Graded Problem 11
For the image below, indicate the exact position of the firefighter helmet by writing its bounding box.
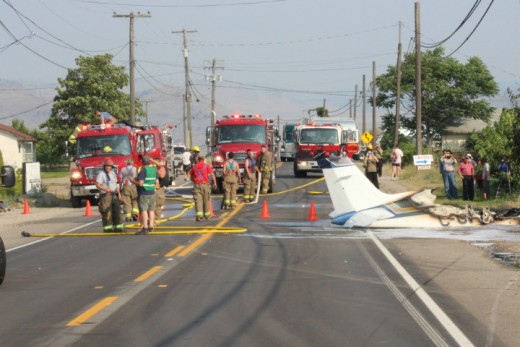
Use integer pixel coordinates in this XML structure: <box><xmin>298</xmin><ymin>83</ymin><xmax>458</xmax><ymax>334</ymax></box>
<box><xmin>367</xmin><ymin>144</ymin><xmax>373</xmax><ymax>150</ymax></box>
<box><xmin>103</xmin><ymin>158</ymin><xmax>114</xmax><ymax>167</ymax></box>
<box><xmin>192</xmin><ymin>145</ymin><xmax>200</xmax><ymax>152</ymax></box>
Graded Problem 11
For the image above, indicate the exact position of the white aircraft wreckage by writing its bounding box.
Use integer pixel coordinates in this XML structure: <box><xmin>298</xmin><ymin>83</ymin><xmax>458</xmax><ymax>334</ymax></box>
<box><xmin>318</xmin><ymin>157</ymin><xmax>520</xmax><ymax>229</ymax></box>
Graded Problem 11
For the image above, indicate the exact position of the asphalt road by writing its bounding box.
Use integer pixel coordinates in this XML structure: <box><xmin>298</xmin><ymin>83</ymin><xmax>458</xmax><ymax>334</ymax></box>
<box><xmin>0</xmin><ymin>163</ymin><xmax>500</xmax><ymax>346</ymax></box>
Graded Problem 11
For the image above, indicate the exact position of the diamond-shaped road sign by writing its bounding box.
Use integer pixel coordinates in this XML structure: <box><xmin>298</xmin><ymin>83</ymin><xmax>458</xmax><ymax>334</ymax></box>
<box><xmin>361</xmin><ymin>131</ymin><xmax>373</xmax><ymax>144</ymax></box>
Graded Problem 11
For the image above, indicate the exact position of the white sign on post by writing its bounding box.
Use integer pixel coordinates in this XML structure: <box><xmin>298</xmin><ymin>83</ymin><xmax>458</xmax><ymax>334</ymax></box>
<box><xmin>413</xmin><ymin>155</ymin><xmax>433</xmax><ymax>167</ymax></box>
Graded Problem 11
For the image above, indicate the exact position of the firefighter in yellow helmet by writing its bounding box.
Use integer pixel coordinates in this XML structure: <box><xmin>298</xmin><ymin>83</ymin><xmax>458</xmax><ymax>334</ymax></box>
<box><xmin>95</xmin><ymin>158</ymin><xmax>123</xmax><ymax>232</ymax></box>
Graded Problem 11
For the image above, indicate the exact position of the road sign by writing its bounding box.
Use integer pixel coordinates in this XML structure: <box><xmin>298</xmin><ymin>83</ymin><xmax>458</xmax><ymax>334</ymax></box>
<box><xmin>413</xmin><ymin>154</ymin><xmax>433</xmax><ymax>166</ymax></box>
<box><xmin>361</xmin><ymin>131</ymin><xmax>373</xmax><ymax>144</ymax></box>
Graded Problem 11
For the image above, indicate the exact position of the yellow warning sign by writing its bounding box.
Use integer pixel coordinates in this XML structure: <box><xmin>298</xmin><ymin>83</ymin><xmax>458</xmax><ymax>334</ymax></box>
<box><xmin>361</xmin><ymin>131</ymin><xmax>373</xmax><ymax>144</ymax></box>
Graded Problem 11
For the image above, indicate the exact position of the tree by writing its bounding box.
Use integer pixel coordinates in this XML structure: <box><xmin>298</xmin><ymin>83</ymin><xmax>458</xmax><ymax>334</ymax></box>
<box><xmin>315</xmin><ymin>107</ymin><xmax>328</xmax><ymax>118</ymax></box>
<box><xmin>376</xmin><ymin>47</ymin><xmax>498</xmax><ymax>149</ymax></box>
<box><xmin>41</xmin><ymin>54</ymin><xmax>144</xmax><ymax>158</ymax></box>
<box><xmin>470</xmin><ymin>109</ymin><xmax>515</xmax><ymax>173</ymax></box>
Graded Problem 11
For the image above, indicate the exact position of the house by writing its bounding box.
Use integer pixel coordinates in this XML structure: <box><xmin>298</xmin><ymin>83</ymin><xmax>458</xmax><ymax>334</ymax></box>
<box><xmin>441</xmin><ymin>108</ymin><xmax>502</xmax><ymax>152</ymax></box>
<box><xmin>0</xmin><ymin>123</ymin><xmax>37</xmax><ymax>169</ymax></box>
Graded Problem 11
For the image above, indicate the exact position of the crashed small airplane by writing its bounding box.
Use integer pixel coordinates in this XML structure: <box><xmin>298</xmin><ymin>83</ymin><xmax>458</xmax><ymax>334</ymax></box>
<box><xmin>319</xmin><ymin>157</ymin><xmax>520</xmax><ymax>228</ymax></box>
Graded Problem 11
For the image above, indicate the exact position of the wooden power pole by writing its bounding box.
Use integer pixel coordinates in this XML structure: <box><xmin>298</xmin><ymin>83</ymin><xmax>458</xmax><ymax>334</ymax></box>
<box><xmin>362</xmin><ymin>74</ymin><xmax>366</xmax><ymax>134</ymax></box>
<box><xmin>415</xmin><ymin>2</ymin><xmax>422</xmax><ymax>154</ymax></box>
<box><xmin>394</xmin><ymin>21</ymin><xmax>403</xmax><ymax>148</ymax></box>
<box><xmin>173</xmin><ymin>29</ymin><xmax>197</xmax><ymax>149</ymax></box>
<box><xmin>372</xmin><ymin>61</ymin><xmax>377</xmax><ymax>138</ymax></box>
<box><xmin>113</xmin><ymin>11</ymin><xmax>151</xmax><ymax>125</ymax></box>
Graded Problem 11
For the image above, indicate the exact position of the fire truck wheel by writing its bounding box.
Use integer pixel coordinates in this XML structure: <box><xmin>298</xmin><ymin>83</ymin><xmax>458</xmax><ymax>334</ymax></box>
<box><xmin>71</xmin><ymin>195</ymin><xmax>82</xmax><ymax>208</ymax></box>
<box><xmin>293</xmin><ymin>162</ymin><xmax>307</xmax><ymax>178</ymax></box>
<box><xmin>0</xmin><ymin>237</ymin><xmax>6</xmax><ymax>286</ymax></box>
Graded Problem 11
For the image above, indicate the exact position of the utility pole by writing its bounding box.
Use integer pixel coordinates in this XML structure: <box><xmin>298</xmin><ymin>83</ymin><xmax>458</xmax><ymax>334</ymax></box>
<box><xmin>349</xmin><ymin>99</ymin><xmax>352</xmax><ymax>119</ymax></box>
<box><xmin>362</xmin><ymin>74</ymin><xmax>366</xmax><ymax>134</ymax></box>
<box><xmin>353</xmin><ymin>84</ymin><xmax>358</xmax><ymax>123</ymax></box>
<box><xmin>173</xmin><ymin>29</ymin><xmax>197</xmax><ymax>149</ymax></box>
<box><xmin>143</xmin><ymin>100</ymin><xmax>149</xmax><ymax>125</ymax></box>
<box><xmin>204</xmin><ymin>59</ymin><xmax>223</xmax><ymax>130</ymax></box>
<box><xmin>415</xmin><ymin>2</ymin><xmax>422</xmax><ymax>154</ymax></box>
<box><xmin>113</xmin><ymin>11</ymin><xmax>151</xmax><ymax>125</ymax></box>
<box><xmin>323</xmin><ymin>98</ymin><xmax>326</xmax><ymax>115</ymax></box>
<box><xmin>394</xmin><ymin>21</ymin><xmax>403</xmax><ymax>148</ymax></box>
<box><xmin>182</xmin><ymin>93</ymin><xmax>186</xmax><ymax>145</ymax></box>
<box><xmin>372</xmin><ymin>61</ymin><xmax>377</xmax><ymax>139</ymax></box>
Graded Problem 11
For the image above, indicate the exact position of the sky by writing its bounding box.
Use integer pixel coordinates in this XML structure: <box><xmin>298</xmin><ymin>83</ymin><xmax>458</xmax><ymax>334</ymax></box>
<box><xmin>1</xmin><ymin>0</ymin><xmax>519</xmax><ymax>141</ymax></box>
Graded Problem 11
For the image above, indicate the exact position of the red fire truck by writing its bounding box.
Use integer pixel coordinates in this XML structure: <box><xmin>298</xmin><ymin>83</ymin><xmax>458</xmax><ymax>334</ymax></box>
<box><xmin>206</xmin><ymin>114</ymin><xmax>278</xmax><ymax>193</ymax></box>
<box><xmin>69</xmin><ymin>121</ymin><xmax>173</xmax><ymax>207</ymax></box>
<box><xmin>293</xmin><ymin>122</ymin><xmax>343</xmax><ymax>177</ymax></box>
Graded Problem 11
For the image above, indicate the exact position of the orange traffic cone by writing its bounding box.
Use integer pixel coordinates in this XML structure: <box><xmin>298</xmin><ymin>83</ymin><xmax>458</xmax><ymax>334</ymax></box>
<box><xmin>209</xmin><ymin>200</ymin><xmax>216</xmax><ymax>218</ymax></box>
<box><xmin>83</xmin><ymin>200</ymin><xmax>94</xmax><ymax>217</ymax></box>
<box><xmin>260</xmin><ymin>200</ymin><xmax>271</xmax><ymax>219</ymax></box>
<box><xmin>21</xmin><ymin>199</ymin><xmax>31</xmax><ymax>215</ymax></box>
<box><xmin>306</xmin><ymin>201</ymin><xmax>319</xmax><ymax>221</ymax></box>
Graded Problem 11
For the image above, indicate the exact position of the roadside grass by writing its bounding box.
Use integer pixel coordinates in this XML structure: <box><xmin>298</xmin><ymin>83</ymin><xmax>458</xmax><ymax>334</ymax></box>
<box><xmin>41</xmin><ymin>167</ymin><xmax>69</xmax><ymax>179</ymax></box>
<box><xmin>398</xmin><ymin>164</ymin><xmax>519</xmax><ymax>211</ymax></box>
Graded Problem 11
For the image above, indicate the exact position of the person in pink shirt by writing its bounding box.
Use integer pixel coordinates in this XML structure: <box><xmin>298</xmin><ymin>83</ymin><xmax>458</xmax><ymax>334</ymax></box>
<box><xmin>458</xmin><ymin>154</ymin><xmax>475</xmax><ymax>201</ymax></box>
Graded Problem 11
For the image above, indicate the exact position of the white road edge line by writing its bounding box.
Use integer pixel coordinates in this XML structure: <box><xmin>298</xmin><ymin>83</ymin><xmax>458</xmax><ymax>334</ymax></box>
<box><xmin>366</xmin><ymin>230</ymin><xmax>475</xmax><ymax>347</ymax></box>
<box><xmin>6</xmin><ymin>219</ymin><xmax>101</xmax><ymax>253</ymax></box>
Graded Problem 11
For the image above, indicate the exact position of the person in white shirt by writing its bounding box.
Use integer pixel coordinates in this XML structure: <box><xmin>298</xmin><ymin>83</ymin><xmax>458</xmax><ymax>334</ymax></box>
<box><xmin>182</xmin><ymin>149</ymin><xmax>192</xmax><ymax>181</ymax></box>
<box><xmin>390</xmin><ymin>144</ymin><xmax>404</xmax><ymax>179</ymax></box>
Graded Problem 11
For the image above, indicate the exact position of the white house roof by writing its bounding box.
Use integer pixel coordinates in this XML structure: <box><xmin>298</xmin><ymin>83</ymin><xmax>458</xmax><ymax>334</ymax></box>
<box><xmin>443</xmin><ymin>108</ymin><xmax>502</xmax><ymax>135</ymax></box>
<box><xmin>0</xmin><ymin>123</ymin><xmax>37</xmax><ymax>141</ymax></box>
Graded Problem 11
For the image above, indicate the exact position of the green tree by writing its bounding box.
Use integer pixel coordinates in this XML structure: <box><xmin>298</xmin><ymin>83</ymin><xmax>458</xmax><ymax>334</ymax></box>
<box><xmin>315</xmin><ymin>107</ymin><xmax>329</xmax><ymax>118</ymax></box>
<box><xmin>470</xmin><ymin>109</ymin><xmax>514</xmax><ymax>173</ymax></box>
<box><xmin>376</xmin><ymin>47</ymin><xmax>498</xmax><ymax>149</ymax></box>
<box><xmin>41</xmin><ymin>54</ymin><xmax>143</xmax><ymax>158</ymax></box>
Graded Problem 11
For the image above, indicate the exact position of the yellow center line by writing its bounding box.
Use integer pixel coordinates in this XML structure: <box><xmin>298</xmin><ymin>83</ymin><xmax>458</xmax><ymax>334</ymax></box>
<box><xmin>67</xmin><ymin>296</ymin><xmax>118</xmax><ymax>327</ymax></box>
<box><xmin>178</xmin><ymin>203</ymin><xmax>244</xmax><ymax>257</ymax></box>
<box><xmin>134</xmin><ymin>266</ymin><xmax>163</xmax><ymax>282</ymax></box>
<box><xmin>164</xmin><ymin>245</ymin><xmax>185</xmax><ymax>257</ymax></box>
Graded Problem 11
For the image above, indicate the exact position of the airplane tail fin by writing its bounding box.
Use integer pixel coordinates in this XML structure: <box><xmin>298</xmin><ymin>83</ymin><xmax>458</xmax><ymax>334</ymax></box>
<box><xmin>321</xmin><ymin>159</ymin><xmax>416</xmax><ymax>218</ymax></box>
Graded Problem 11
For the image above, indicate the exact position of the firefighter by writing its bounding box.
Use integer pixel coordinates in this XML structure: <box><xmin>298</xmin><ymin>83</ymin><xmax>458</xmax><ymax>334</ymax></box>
<box><xmin>190</xmin><ymin>154</ymin><xmax>217</xmax><ymax>221</ymax></box>
<box><xmin>223</xmin><ymin>152</ymin><xmax>241</xmax><ymax>209</ymax></box>
<box><xmin>191</xmin><ymin>146</ymin><xmax>201</xmax><ymax>165</ymax></box>
<box><xmin>119</xmin><ymin>158</ymin><xmax>139</xmax><ymax>222</ymax></box>
<box><xmin>243</xmin><ymin>149</ymin><xmax>258</xmax><ymax>202</ymax></box>
<box><xmin>154</xmin><ymin>160</ymin><xmax>169</xmax><ymax>221</ymax></box>
<box><xmin>95</xmin><ymin>158</ymin><xmax>123</xmax><ymax>232</ymax></box>
<box><xmin>257</xmin><ymin>144</ymin><xmax>273</xmax><ymax>194</ymax></box>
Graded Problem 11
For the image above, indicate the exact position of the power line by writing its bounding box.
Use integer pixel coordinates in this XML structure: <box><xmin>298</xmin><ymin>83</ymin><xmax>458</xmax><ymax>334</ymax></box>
<box><xmin>0</xmin><ymin>100</ymin><xmax>53</xmax><ymax>121</ymax></box>
<box><xmin>70</xmin><ymin>0</ymin><xmax>286</xmax><ymax>8</ymax></box>
<box><xmin>447</xmin><ymin>0</ymin><xmax>495</xmax><ymax>57</ymax></box>
<box><xmin>421</xmin><ymin>0</ymin><xmax>482</xmax><ymax>48</ymax></box>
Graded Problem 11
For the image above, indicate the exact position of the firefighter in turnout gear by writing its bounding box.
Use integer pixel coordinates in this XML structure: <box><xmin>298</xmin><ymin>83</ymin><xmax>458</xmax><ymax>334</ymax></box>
<box><xmin>95</xmin><ymin>158</ymin><xmax>123</xmax><ymax>232</ymax></box>
<box><xmin>190</xmin><ymin>154</ymin><xmax>217</xmax><ymax>221</ymax></box>
<box><xmin>154</xmin><ymin>160</ymin><xmax>169</xmax><ymax>220</ymax></box>
<box><xmin>119</xmin><ymin>158</ymin><xmax>139</xmax><ymax>222</ymax></box>
<box><xmin>257</xmin><ymin>144</ymin><xmax>273</xmax><ymax>194</ymax></box>
<box><xmin>243</xmin><ymin>149</ymin><xmax>258</xmax><ymax>202</ymax></box>
<box><xmin>223</xmin><ymin>152</ymin><xmax>241</xmax><ymax>209</ymax></box>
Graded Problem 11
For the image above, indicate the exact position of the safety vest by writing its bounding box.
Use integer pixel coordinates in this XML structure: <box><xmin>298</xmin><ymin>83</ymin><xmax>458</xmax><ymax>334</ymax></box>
<box><xmin>143</xmin><ymin>166</ymin><xmax>157</xmax><ymax>191</ymax></box>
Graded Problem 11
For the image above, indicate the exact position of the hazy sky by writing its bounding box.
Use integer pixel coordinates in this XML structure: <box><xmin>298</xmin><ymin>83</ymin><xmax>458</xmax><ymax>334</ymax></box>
<box><xmin>1</xmin><ymin>0</ymin><xmax>519</xmax><ymax>126</ymax></box>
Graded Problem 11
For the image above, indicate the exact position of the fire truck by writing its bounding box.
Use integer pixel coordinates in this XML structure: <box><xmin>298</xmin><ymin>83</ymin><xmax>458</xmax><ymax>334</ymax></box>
<box><xmin>308</xmin><ymin>118</ymin><xmax>360</xmax><ymax>159</ymax></box>
<box><xmin>293</xmin><ymin>122</ymin><xmax>343</xmax><ymax>177</ymax></box>
<box><xmin>206</xmin><ymin>114</ymin><xmax>279</xmax><ymax>193</ymax></box>
<box><xmin>69</xmin><ymin>121</ymin><xmax>173</xmax><ymax>208</ymax></box>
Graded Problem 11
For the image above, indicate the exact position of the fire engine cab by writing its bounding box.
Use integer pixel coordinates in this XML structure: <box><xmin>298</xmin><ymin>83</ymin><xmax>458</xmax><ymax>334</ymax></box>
<box><xmin>69</xmin><ymin>121</ymin><xmax>173</xmax><ymax>208</ymax></box>
<box><xmin>293</xmin><ymin>122</ymin><xmax>342</xmax><ymax>177</ymax></box>
<box><xmin>206</xmin><ymin>114</ymin><xmax>278</xmax><ymax>193</ymax></box>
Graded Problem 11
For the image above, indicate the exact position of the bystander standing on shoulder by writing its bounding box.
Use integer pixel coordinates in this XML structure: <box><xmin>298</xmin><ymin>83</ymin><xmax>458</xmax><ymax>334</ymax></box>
<box><xmin>458</xmin><ymin>154</ymin><xmax>475</xmax><ymax>201</ymax></box>
<box><xmin>440</xmin><ymin>150</ymin><xmax>458</xmax><ymax>199</ymax></box>
<box><xmin>481</xmin><ymin>157</ymin><xmax>490</xmax><ymax>200</ymax></box>
<box><xmin>390</xmin><ymin>144</ymin><xmax>404</xmax><ymax>179</ymax></box>
<box><xmin>154</xmin><ymin>159</ymin><xmax>169</xmax><ymax>221</ymax></box>
<box><xmin>364</xmin><ymin>150</ymin><xmax>379</xmax><ymax>189</ymax></box>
